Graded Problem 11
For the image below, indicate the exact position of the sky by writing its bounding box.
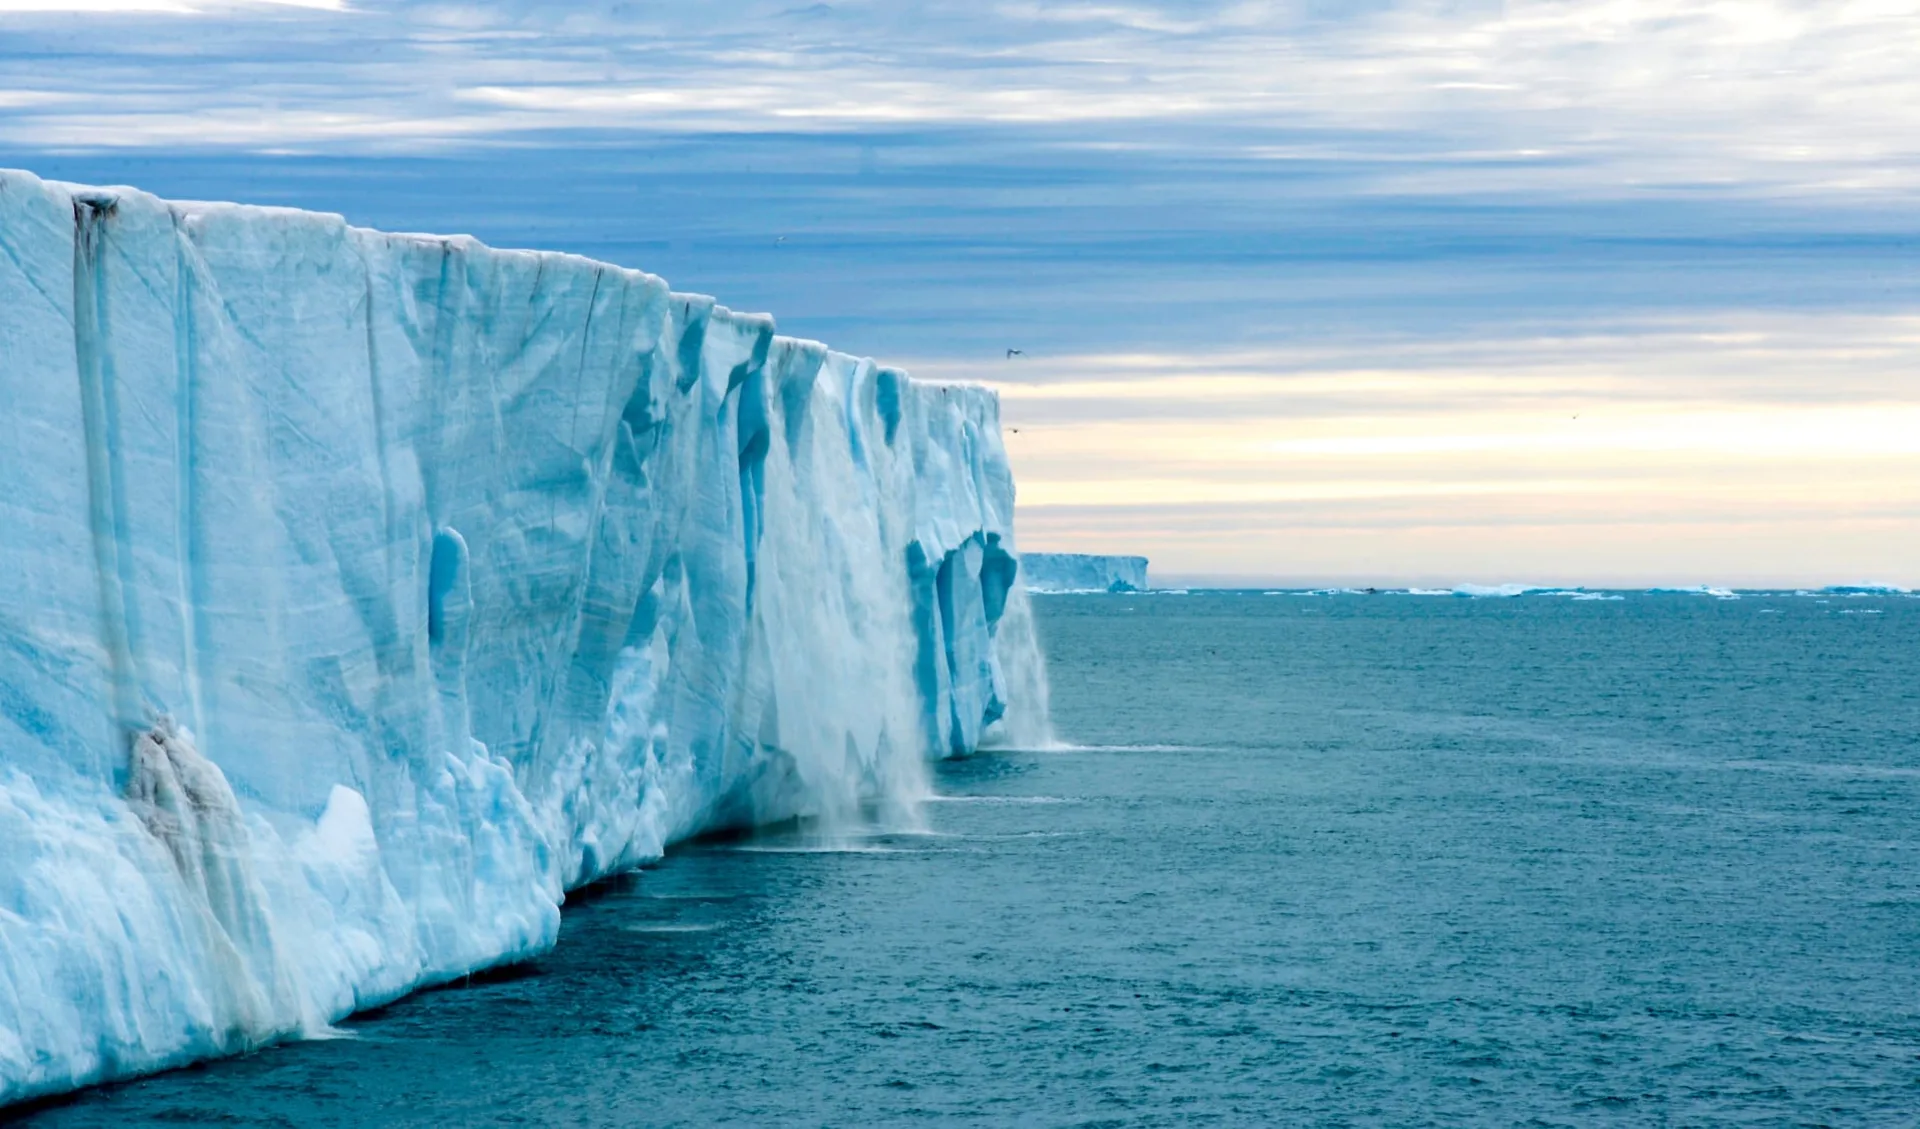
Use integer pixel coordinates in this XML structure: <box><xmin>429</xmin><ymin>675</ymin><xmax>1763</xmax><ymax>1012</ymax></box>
<box><xmin>2</xmin><ymin>0</ymin><xmax>1917</xmax><ymax>585</ymax></box>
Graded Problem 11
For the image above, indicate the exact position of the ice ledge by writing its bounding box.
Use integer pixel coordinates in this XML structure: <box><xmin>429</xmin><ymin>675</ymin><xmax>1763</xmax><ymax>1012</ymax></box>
<box><xmin>1021</xmin><ymin>553</ymin><xmax>1151</xmax><ymax>593</ymax></box>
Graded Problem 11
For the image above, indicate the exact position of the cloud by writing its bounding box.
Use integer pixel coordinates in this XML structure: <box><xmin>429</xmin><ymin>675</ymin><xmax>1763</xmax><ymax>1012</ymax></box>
<box><xmin>1</xmin><ymin>1</ymin><xmax>1918</xmax><ymax>198</ymax></box>
<box><xmin>952</xmin><ymin>313</ymin><xmax>1920</xmax><ymax>580</ymax></box>
<box><xmin>0</xmin><ymin>0</ymin><xmax>342</xmax><ymax>10</ymax></box>
<box><xmin>0</xmin><ymin>1</ymin><xmax>195</xmax><ymax>9</ymax></box>
<box><xmin>3</xmin><ymin>2</ymin><xmax>1911</xmax><ymax>583</ymax></box>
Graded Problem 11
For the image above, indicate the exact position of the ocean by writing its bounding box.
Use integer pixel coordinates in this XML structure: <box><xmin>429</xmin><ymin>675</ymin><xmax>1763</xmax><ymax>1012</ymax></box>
<box><xmin>22</xmin><ymin>590</ymin><xmax>1920</xmax><ymax>1126</ymax></box>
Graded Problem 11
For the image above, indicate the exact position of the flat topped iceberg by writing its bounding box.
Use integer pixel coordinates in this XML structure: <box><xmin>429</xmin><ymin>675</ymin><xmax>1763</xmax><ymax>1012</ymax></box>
<box><xmin>0</xmin><ymin>169</ymin><xmax>1050</xmax><ymax>1105</ymax></box>
<box><xmin>1021</xmin><ymin>553</ymin><xmax>1150</xmax><ymax>593</ymax></box>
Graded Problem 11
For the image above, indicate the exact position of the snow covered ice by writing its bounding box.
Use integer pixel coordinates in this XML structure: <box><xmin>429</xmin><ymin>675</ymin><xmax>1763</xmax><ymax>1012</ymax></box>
<box><xmin>0</xmin><ymin>170</ymin><xmax>1050</xmax><ymax>1105</ymax></box>
<box><xmin>1020</xmin><ymin>553</ymin><xmax>1150</xmax><ymax>593</ymax></box>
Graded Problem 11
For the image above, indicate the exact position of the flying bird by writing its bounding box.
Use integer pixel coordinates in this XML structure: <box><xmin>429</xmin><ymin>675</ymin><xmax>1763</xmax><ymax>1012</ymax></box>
<box><xmin>1006</xmin><ymin>348</ymin><xmax>1024</xmax><ymax>358</ymax></box>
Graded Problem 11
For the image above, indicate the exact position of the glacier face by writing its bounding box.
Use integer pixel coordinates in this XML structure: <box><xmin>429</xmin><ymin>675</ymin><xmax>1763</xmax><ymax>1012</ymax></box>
<box><xmin>1020</xmin><ymin>553</ymin><xmax>1150</xmax><ymax>593</ymax></box>
<box><xmin>0</xmin><ymin>169</ymin><xmax>1049</xmax><ymax>1105</ymax></box>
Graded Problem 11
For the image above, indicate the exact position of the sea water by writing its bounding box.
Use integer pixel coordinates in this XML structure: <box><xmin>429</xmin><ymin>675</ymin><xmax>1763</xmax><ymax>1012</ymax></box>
<box><xmin>20</xmin><ymin>590</ymin><xmax>1920</xmax><ymax>1126</ymax></box>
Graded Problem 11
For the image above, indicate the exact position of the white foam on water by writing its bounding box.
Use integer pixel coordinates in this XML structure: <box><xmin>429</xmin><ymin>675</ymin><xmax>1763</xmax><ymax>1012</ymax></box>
<box><xmin>925</xmin><ymin>795</ymin><xmax>1079</xmax><ymax>805</ymax></box>
<box><xmin>724</xmin><ymin>844</ymin><xmax>916</xmax><ymax>855</ymax></box>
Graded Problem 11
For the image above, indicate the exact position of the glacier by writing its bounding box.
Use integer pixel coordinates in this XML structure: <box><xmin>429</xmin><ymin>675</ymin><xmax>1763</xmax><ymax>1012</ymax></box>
<box><xmin>0</xmin><ymin>169</ymin><xmax>1049</xmax><ymax>1106</ymax></box>
<box><xmin>1020</xmin><ymin>553</ymin><xmax>1150</xmax><ymax>593</ymax></box>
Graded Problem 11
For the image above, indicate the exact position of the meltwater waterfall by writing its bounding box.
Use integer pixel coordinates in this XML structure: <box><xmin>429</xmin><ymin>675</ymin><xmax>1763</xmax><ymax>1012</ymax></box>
<box><xmin>0</xmin><ymin>169</ymin><xmax>1050</xmax><ymax>1105</ymax></box>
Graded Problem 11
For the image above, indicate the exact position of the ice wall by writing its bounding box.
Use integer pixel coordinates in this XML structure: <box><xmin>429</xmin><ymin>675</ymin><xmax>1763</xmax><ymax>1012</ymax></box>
<box><xmin>0</xmin><ymin>169</ymin><xmax>1048</xmax><ymax>1105</ymax></box>
<box><xmin>1020</xmin><ymin>553</ymin><xmax>1150</xmax><ymax>593</ymax></box>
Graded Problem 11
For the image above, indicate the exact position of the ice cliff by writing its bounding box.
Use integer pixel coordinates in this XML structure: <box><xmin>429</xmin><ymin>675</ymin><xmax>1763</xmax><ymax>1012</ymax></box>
<box><xmin>0</xmin><ymin>169</ymin><xmax>1049</xmax><ymax>1105</ymax></box>
<box><xmin>1020</xmin><ymin>553</ymin><xmax>1149</xmax><ymax>593</ymax></box>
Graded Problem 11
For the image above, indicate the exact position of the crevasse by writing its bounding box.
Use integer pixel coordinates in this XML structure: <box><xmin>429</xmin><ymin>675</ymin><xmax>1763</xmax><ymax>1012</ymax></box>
<box><xmin>0</xmin><ymin>169</ymin><xmax>1050</xmax><ymax>1105</ymax></box>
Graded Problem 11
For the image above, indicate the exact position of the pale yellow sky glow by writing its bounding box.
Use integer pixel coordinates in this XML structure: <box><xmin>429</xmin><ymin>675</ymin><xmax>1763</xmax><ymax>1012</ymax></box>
<box><xmin>917</xmin><ymin>317</ymin><xmax>1920</xmax><ymax>586</ymax></box>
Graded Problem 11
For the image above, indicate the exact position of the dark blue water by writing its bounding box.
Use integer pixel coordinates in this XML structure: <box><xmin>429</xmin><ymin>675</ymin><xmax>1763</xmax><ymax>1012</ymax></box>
<box><xmin>23</xmin><ymin>591</ymin><xmax>1920</xmax><ymax>1126</ymax></box>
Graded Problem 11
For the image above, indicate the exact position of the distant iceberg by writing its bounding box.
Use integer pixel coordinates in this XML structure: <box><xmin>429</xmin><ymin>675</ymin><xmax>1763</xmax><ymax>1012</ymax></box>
<box><xmin>0</xmin><ymin>170</ymin><xmax>1049</xmax><ymax>1105</ymax></box>
<box><xmin>1021</xmin><ymin>553</ymin><xmax>1150</xmax><ymax>593</ymax></box>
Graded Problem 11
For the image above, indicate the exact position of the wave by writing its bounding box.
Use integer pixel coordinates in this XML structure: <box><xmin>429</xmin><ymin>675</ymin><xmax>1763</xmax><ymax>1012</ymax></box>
<box><xmin>1166</xmin><ymin>585</ymin><xmax>1906</xmax><ymax>602</ymax></box>
<box><xmin>924</xmin><ymin>795</ymin><xmax>1079</xmax><ymax>805</ymax></box>
<box><xmin>723</xmin><ymin>844</ymin><xmax>915</xmax><ymax>855</ymax></box>
<box><xmin>1046</xmin><ymin>743</ymin><xmax>1226</xmax><ymax>754</ymax></box>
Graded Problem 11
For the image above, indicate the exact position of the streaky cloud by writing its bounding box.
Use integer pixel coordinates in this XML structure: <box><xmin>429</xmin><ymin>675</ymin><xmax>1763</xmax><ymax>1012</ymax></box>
<box><xmin>1</xmin><ymin>1</ymin><xmax>1919</xmax><ymax>198</ymax></box>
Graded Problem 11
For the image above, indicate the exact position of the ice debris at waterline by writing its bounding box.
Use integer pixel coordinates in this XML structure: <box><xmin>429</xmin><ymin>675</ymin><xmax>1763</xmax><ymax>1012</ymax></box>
<box><xmin>0</xmin><ymin>169</ymin><xmax>1052</xmax><ymax>1106</ymax></box>
<box><xmin>1020</xmin><ymin>553</ymin><xmax>1150</xmax><ymax>593</ymax></box>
